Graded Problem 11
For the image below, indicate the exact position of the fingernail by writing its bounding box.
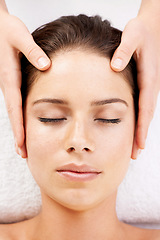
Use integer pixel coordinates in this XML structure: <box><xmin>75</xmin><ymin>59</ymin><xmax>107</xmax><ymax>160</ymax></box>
<box><xmin>37</xmin><ymin>57</ymin><xmax>50</xmax><ymax>68</ymax></box>
<box><xmin>18</xmin><ymin>147</ymin><xmax>23</xmax><ymax>157</ymax></box>
<box><xmin>138</xmin><ymin>149</ymin><xmax>142</xmax><ymax>155</ymax></box>
<box><xmin>140</xmin><ymin>139</ymin><xmax>145</xmax><ymax>150</ymax></box>
<box><xmin>112</xmin><ymin>58</ymin><xmax>123</xmax><ymax>69</ymax></box>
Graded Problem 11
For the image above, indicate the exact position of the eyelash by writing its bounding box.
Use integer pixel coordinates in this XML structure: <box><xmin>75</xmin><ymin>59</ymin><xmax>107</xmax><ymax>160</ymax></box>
<box><xmin>38</xmin><ymin>117</ymin><xmax>67</xmax><ymax>123</ymax></box>
<box><xmin>94</xmin><ymin>118</ymin><xmax>121</xmax><ymax>124</ymax></box>
<box><xmin>38</xmin><ymin>117</ymin><xmax>121</xmax><ymax>124</ymax></box>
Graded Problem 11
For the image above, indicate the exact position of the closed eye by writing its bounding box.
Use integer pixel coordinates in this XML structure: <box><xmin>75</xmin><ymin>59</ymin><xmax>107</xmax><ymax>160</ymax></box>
<box><xmin>38</xmin><ymin>117</ymin><xmax>121</xmax><ymax>124</ymax></box>
<box><xmin>38</xmin><ymin>117</ymin><xmax>67</xmax><ymax>123</ymax></box>
<box><xmin>94</xmin><ymin>118</ymin><xmax>121</xmax><ymax>124</ymax></box>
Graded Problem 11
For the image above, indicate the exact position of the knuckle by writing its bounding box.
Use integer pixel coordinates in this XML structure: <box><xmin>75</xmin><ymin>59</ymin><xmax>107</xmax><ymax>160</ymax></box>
<box><xmin>118</xmin><ymin>44</ymin><xmax>132</xmax><ymax>58</ymax></box>
<box><xmin>6</xmin><ymin>102</ymin><xmax>14</xmax><ymax>116</ymax></box>
<box><xmin>5</xmin><ymin>100</ymin><xmax>21</xmax><ymax>118</ymax></box>
<box><xmin>25</xmin><ymin>43</ymin><xmax>39</xmax><ymax>59</ymax></box>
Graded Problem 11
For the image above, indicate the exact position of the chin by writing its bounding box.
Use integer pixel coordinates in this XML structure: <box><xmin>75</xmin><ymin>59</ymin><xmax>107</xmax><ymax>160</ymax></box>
<box><xmin>50</xmin><ymin>189</ymin><xmax>107</xmax><ymax>212</ymax></box>
<box><xmin>58</xmin><ymin>200</ymin><xmax>101</xmax><ymax>212</ymax></box>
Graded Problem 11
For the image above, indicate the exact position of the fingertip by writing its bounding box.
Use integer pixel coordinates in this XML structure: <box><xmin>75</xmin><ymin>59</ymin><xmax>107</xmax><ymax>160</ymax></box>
<box><xmin>138</xmin><ymin>142</ymin><xmax>145</xmax><ymax>150</ymax></box>
<box><xmin>137</xmin><ymin>135</ymin><xmax>146</xmax><ymax>150</ymax></box>
<box><xmin>131</xmin><ymin>138</ymin><xmax>138</xmax><ymax>160</ymax></box>
<box><xmin>111</xmin><ymin>58</ymin><xmax>124</xmax><ymax>71</ymax></box>
<box><xmin>37</xmin><ymin>56</ymin><xmax>51</xmax><ymax>70</ymax></box>
<box><xmin>14</xmin><ymin>130</ymin><xmax>25</xmax><ymax>149</ymax></box>
<box><xmin>131</xmin><ymin>155</ymin><xmax>137</xmax><ymax>160</ymax></box>
<box><xmin>131</xmin><ymin>148</ymin><xmax>142</xmax><ymax>160</ymax></box>
<box><xmin>21</xmin><ymin>39</ymin><xmax>51</xmax><ymax>71</ymax></box>
<box><xmin>18</xmin><ymin>145</ymin><xmax>27</xmax><ymax>159</ymax></box>
<box><xmin>15</xmin><ymin>142</ymin><xmax>27</xmax><ymax>159</ymax></box>
<box><xmin>136</xmin><ymin>123</ymin><xmax>147</xmax><ymax>150</ymax></box>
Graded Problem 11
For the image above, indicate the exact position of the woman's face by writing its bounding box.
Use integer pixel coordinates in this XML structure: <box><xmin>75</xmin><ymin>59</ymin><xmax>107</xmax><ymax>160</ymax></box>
<box><xmin>24</xmin><ymin>50</ymin><xmax>135</xmax><ymax>211</ymax></box>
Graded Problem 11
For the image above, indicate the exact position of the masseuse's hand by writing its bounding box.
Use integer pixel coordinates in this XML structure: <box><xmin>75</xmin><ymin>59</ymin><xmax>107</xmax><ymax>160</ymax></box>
<box><xmin>0</xmin><ymin>9</ymin><xmax>51</xmax><ymax>158</ymax></box>
<box><xmin>111</xmin><ymin>8</ymin><xmax>160</xmax><ymax>159</ymax></box>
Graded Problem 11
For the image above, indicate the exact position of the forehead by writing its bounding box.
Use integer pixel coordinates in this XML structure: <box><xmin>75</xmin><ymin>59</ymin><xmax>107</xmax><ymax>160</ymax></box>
<box><xmin>28</xmin><ymin>50</ymin><xmax>133</xmax><ymax>104</ymax></box>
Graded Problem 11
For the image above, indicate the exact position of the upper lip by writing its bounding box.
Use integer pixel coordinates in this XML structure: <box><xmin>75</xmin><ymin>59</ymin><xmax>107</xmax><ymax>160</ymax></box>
<box><xmin>56</xmin><ymin>163</ymin><xmax>102</xmax><ymax>173</ymax></box>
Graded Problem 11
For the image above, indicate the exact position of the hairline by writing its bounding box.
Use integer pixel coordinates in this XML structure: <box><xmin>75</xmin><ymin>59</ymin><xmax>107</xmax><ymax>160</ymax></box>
<box><xmin>27</xmin><ymin>46</ymin><xmax>134</xmax><ymax>97</ymax></box>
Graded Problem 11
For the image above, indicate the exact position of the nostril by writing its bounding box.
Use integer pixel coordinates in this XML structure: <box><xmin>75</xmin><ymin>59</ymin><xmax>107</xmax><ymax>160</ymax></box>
<box><xmin>83</xmin><ymin>147</ymin><xmax>90</xmax><ymax>152</ymax></box>
<box><xmin>67</xmin><ymin>147</ymin><xmax>75</xmax><ymax>153</ymax></box>
<box><xmin>67</xmin><ymin>147</ymin><xmax>90</xmax><ymax>153</ymax></box>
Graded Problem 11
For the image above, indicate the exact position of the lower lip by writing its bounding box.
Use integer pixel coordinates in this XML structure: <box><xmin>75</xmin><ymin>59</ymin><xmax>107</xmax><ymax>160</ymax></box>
<box><xmin>57</xmin><ymin>171</ymin><xmax>100</xmax><ymax>182</ymax></box>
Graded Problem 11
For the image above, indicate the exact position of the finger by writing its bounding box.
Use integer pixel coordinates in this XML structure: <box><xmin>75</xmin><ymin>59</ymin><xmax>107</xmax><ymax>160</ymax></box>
<box><xmin>11</xmin><ymin>26</ymin><xmax>51</xmax><ymax>71</ymax></box>
<box><xmin>20</xmin><ymin>143</ymin><xmax>27</xmax><ymax>159</ymax></box>
<box><xmin>2</xmin><ymin>65</ymin><xmax>27</xmax><ymax>158</ymax></box>
<box><xmin>136</xmin><ymin>87</ymin><xmax>157</xmax><ymax>149</ymax></box>
<box><xmin>4</xmin><ymin>85</ymin><xmax>24</xmax><ymax>148</ymax></box>
<box><xmin>22</xmin><ymin>39</ymin><xmax>51</xmax><ymax>70</ymax></box>
<box><xmin>131</xmin><ymin>137</ymin><xmax>139</xmax><ymax>160</ymax></box>
<box><xmin>135</xmin><ymin>28</ymin><xmax>159</xmax><ymax>149</ymax></box>
<box><xmin>131</xmin><ymin>124</ymin><xmax>139</xmax><ymax>160</ymax></box>
<box><xmin>111</xmin><ymin>20</ymin><xmax>139</xmax><ymax>71</ymax></box>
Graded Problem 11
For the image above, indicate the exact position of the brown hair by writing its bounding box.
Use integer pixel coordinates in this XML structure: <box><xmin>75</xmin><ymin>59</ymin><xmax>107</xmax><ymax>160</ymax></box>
<box><xmin>21</xmin><ymin>14</ymin><xmax>138</xmax><ymax>117</ymax></box>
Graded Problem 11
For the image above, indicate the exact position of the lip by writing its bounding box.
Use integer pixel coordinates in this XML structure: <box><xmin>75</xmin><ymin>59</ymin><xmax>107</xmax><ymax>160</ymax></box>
<box><xmin>56</xmin><ymin>163</ymin><xmax>102</xmax><ymax>182</ymax></box>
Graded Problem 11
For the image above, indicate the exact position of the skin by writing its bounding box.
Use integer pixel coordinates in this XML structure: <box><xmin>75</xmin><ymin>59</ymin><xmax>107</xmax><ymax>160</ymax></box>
<box><xmin>111</xmin><ymin>0</ymin><xmax>160</xmax><ymax>152</ymax></box>
<box><xmin>0</xmin><ymin>0</ymin><xmax>51</xmax><ymax>157</ymax></box>
<box><xmin>25</xmin><ymin>50</ymin><xmax>135</xmax><ymax>212</ymax></box>
<box><xmin>0</xmin><ymin>0</ymin><xmax>160</xmax><ymax>159</ymax></box>
<box><xmin>1</xmin><ymin>50</ymin><xmax>160</xmax><ymax>240</ymax></box>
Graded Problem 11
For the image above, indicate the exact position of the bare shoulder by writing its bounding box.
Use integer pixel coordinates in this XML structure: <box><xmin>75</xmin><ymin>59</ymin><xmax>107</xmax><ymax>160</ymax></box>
<box><xmin>122</xmin><ymin>222</ymin><xmax>160</xmax><ymax>240</ymax></box>
<box><xmin>0</xmin><ymin>223</ymin><xmax>13</xmax><ymax>239</ymax></box>
<box><xmin>0</xmin><ymin>221</ymin><xmax>27</xmax><ymax>240</ymax></box>
<box><xmin>134</xmin><ymin>226</ymin><xmax>160</xmax><ymax>240</ymax></box>
<box><xmin>0</xmin><ymin>217</ymin><xmax>36</xmax><ymax>240</ymax></box>
<box><xmin>151</xmin><ymin>229</ymin><xmax>160</xmax><ymax>240</ymax></box>
<box><xmin>142</xmin><ymin>229</ymin><xmax>160</xmax><ymax>240</ymax></box>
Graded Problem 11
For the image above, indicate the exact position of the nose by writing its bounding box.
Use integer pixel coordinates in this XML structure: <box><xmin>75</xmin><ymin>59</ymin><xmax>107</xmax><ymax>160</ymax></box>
<box><xmin>64</xmin><ymin>120</ymin><xmax>95</xmax><ymax>154</ymax></box>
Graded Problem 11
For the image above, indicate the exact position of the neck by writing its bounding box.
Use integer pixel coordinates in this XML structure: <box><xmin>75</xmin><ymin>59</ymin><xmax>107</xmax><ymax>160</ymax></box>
<box><xmin>27</xmin><ymin>191</ymin><xmax>125</xmax><ymax>240</ymax></box>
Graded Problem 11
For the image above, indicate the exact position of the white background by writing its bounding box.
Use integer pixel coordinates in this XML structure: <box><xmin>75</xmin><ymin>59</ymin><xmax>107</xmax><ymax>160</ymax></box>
<box><xmin>6</xmin><ymin>0</ymin><xmax>141</xmax><ymax>31</ymax></box>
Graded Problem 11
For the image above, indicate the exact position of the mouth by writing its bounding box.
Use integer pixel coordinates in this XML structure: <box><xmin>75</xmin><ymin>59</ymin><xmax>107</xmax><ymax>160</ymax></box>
<box><xmin>56</xmin><ymin>163</ymin><xmax>102</xmax><ymax>182</ymax></box>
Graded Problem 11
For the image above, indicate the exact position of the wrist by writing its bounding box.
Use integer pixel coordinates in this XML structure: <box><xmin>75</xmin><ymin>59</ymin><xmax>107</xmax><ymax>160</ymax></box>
<box><xmin>138</xmin><ymin>0</ymin><xmax>160</xmax><ymax>28</ymax></box>
<box><xmin>137</xmin><ymin>2</ymin><xmax>160</xmax><ymax>43</ymax></box>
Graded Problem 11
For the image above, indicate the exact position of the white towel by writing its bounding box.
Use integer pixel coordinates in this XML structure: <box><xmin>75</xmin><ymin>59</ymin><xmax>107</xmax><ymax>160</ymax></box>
<box><xmin>0</xmin><ymin>90</ymin><xmax>160</xmax><ymax>224</ymax></box>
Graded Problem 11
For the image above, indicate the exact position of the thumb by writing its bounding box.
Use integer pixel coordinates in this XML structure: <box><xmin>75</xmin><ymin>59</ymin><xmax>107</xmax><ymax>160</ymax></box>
<box><xmin>10</xmin><ymin>17</ymin><xmax>51</xmax><ymax>70</ymax></box>
<box><xmin>111</xmin><ymin>19</ymin><xmax>140</xmax><ymax>72</ymax></box>
<box><xmin>18</xmin><ymin>34</ymin><xmax>51</xmax><ymax>70</ymax></box>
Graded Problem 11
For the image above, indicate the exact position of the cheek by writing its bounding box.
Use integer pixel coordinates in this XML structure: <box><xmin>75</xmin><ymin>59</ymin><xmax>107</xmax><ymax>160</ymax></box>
<box><xmin>25</xmin><ymin>119</ymin><xmax>63</xmax><ymax>181</ymax></box>
<box><xmin>97</xmin><ymin>119</ymin><xmax>134</xmax><ymax>155</ymax></box>
<box><xmin>96</xmin><ymin>116</ymin><xmax>135</xmax><ymax>185</ymax></box>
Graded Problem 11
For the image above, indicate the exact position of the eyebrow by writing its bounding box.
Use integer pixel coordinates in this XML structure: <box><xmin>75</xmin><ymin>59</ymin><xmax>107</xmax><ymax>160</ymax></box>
<box><xmin>91</xmin><ymin>98</ymin><xmax>128</xmax><ymax>107</ymax></box>
<box><xmin>33</xmin><ymin>98</ymin><xmax>68</xmax><ymax>105</ymax></box>
<box><xmin>33</xmin><ymin>97</ymin><xmax>128</xmax><ymax>107</ymax></box>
